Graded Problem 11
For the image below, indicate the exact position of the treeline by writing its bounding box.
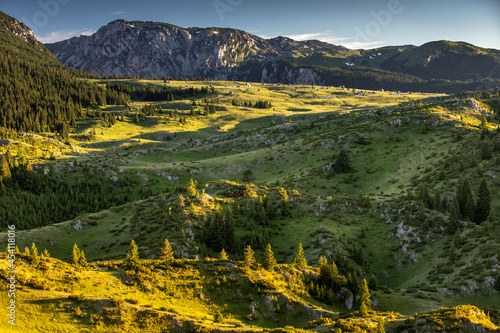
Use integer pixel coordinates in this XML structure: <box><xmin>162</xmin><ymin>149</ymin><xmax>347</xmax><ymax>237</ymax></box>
<box><xmin>231</xmin><ymin>99</ymin><xmax>273</xmax><ymax>109</ymax></box>
<box><xmin>106</xmin><ymin>83</ymin><xmax>216</xmax><ymax>102</ymax></box>
<box><xmin>0</xmin><ymin>154</ymin><xmax>140</xmax><ymax>230</ymax></box>
<box><xmin>0</xmin><ymin>52</ymin><xmax>130</xmax><ymax>133</ymax></box>
<box><xmin>239</xmin><ymin>59</ymin><xmax>500</xmax><ymax>94</ymax></box>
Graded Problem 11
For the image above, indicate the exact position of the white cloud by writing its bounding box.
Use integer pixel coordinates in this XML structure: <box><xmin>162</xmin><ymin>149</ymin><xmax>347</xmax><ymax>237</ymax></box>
<box><xmin>284</xmin><ymin>30</ymin><xmax>385</xmax><ymax>49</ymax></box>
<box><xmin>111</xmin><ymin>11</ymin><xmax>127</xmax><ymax>16</ymax></box>
<box><xmin>37</xmin><ymin>29</ymin><xmax>97</xmax><ymax>44</ymax></box>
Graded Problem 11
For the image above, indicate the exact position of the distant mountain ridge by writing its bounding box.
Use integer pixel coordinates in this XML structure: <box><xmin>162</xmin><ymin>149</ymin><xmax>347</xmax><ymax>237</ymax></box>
<box><xmin>45</xmin><ymin>18</ymin><xmax>500</xmax><ymax>89</ymax></box>
<box><xmin>45</xmin><ymin>19</ymin><xmax>345</xmax><ymax>80</ymax></box>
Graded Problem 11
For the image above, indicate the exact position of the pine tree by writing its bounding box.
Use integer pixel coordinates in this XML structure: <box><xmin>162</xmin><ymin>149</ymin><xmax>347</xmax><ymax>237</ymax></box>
<box><xmin>359</xmin><ymin>278</ymin><xmax>372</xmax><ymax>315</ymax></box>
<box><xmin>71</xmin><ymin>243</ymin><xmax>80</xmax><ymax>266</ymax></box>
<box><xmin>262</xmin><ymin>244</ymin><xmax>277</xmax><ymax>271</ymax></box>
<box><xmin>220</xmin><ymin>249</ymin><xmax>228</xmax><ymax>260</ymax></box>
<box><xmin>79</xmin><ymin>250</ymin><xmax>88</xmax><ymax>267</ymax></box>
<box><xmin>292</xmin><ymin>243</ymin><xmax>307</xmax><ymax>269</ymax></box>
<box><xmin>126</xmin><ymin>240</ymin><xmax>140</xmax><ymax>268</ymax></box>
<box><xmin>474</xmin><ymin>178</ymin><xmax>491</xmax><ymax>224</ymax></box>
<box><xmin>244</xmin><ymin>245</ymin><xmax>255</xmax><ymax>268</ymax></box>
<box><xmin>160</xmin><ymin>239</ymin><xmax>174</xmax><ymax>261</ymax></box>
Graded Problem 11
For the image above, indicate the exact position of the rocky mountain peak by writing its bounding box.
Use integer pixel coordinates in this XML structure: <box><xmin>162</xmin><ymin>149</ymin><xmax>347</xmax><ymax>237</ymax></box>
<box><xmin>0</xmin><ymin>11</ymin><xmax>50</xmax><ymax>54</ymax></box>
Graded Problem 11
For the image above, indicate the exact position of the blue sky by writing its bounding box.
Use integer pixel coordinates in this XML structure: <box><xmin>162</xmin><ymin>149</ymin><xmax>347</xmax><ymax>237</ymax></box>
<box><xmin>1</xmin><ymin>0</ymin><xmax>499</xmax><ymax>49</ymax></box>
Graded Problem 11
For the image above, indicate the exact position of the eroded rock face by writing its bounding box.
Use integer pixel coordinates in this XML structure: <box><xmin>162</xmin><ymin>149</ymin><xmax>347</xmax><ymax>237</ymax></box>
<box><xmin>45</xmin><ymin>19</ymin><xmax>342</xmax><ymax>80</ymax></box>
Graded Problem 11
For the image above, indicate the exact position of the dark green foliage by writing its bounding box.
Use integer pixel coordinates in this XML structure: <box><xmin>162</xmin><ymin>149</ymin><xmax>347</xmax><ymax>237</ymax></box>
<box><xmin>107</xmin><ymin>83</ymin><xmax>214</xmax><ymax>102</ymax></box>
<box><xmin>446</xmin><ymin>198</ymin><xmax>461</xmax><ymax>234</ymax></box>
<box><xmin>368</xmin><ymin>274</ymin><xmax>378</xmax><ymax>290</ymax></box>
<box><xmin>333</xmin><ymin>148</ymin><xmax>351</xmax><ymax>173</ymax></box>
<box><xmin>474</xmin><ymin>179</ymin><xmax>491</xmax><ymax>224</ymax></box>
<box><xmin>0</xmin><ymin>164</ymin><xmax>136</xmax><ymax>230</ymax></box>
<box><xmin>262</xmin><ymin>243</ymin><xmax>277</xmax><ymax>271</ymax></box>
<box><xmin>449</xmin><ymin>240</ymin><xmax>457</xmax><ymax>264</ymax></box>
<box><xmin>457</xmin><ymin>177</ymin><xmax>475</xmax><ymax>221</ymax></box>
<box><xmin>0</xmin><ymin>52</ymin><xmax>129</xmax><ymax>134</ymax></box>
<box><xmin>480</xmin><ymin>141</ymin><xmax>493</xmax><ymax>160</ymax></box>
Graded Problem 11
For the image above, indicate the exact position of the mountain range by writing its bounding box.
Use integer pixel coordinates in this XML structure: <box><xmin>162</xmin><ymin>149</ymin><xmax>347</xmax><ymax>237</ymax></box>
<box><xmin>44</xmin><ymin>18</ymin><xmax>500</xmax><ymax>92</ymax></box>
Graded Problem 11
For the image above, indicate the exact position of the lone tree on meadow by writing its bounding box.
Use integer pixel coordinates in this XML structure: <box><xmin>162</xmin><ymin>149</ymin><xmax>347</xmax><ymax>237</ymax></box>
<box><xmin>160</xmin><ymin>239</ymin><xmax>174</xmax><ymax>261</ymax></box>
<box><xmin>126</xmin><ymin>240</ymin><xmax>140</xmax><ymax>268</ymax></box>
<box><xmin>359</xmin><ymin>278</ymin><xmax>372</xmax><ymax>316</ymax></box>
<box><xmin>262</xmin><ymin>244</ymin><xmax>277</xmax><ymax>271</ymax></box>
<box><xmin>244</xmin><ymin>245</ymin><xmax>256</xmax><ymax>268</ymax></box>
<box><xmin>292</xmin><ymin>243</ymin><xmax>307</xmax><ymax>269</ymax></box>
<box><xmin>333</xmin><ymin>148</ymin><xmax>351</xmax><ymax>173</ymax></box>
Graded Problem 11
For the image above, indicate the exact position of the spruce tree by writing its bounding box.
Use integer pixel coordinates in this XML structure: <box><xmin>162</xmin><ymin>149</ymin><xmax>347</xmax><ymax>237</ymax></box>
<box><xmin>71</xmin><ymin>243</ymin><xmax>80</xmax><ymax>266</ymax></box>
<box><xmin>368</xmin><ymin>274</ymin><xmax>378</xmax><ymax>290</ymax></box>
<box><xmin>457</xmin><ymin>177</ymin><xmax>474</xmax><ymax>220</ymax></box>
<box><xmin>333</xmin><ymin>148</ymin><xmax>351</xmax><ymax>173</ymax></box>
<box><xmin>359</xmin><ymin>278</ymin><xmax>372</xmax><ymax>315</ymax></box>
<box><xmin>244</xmin><ymin>245</ymin><xmax>256</xmax><ymax>268</ymax></box>
<box><xmin>292</xmin><ymin>243</ymin><xmax>307</xmax><ymax>269</ymax></box>
<box><xmin>319</xmin><ymin>256</ymin><xmax>332</xmax><ymax>284</ymax></box>
<box><xmin>474</xmin><ymin>178</ymin><xmax>491</xmax><ymax>224</ymax></box>
<box><xmin>262</xmin><ymin>244</ymin><xmax>277</xmax><ymax>271</ymax></box>
<box><xmin>126</xmin><ymin>240</ymin><xmax>140</xmax><ymax>268</ymax></box>
<box><xmin>160</xmin><ymin>239</ymin><xmax>174</xmax><ymax>261</ymax></box>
